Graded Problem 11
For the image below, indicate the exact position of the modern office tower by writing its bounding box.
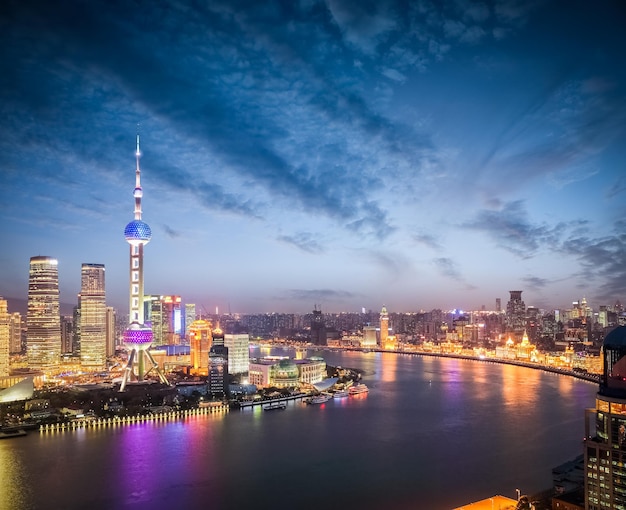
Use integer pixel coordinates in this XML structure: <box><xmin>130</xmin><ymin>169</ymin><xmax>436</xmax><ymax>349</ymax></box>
<box><xmin>224</xmin><ymin>333</ymin><xmax>249</xmax><ymax>375</ymax></box>
<box><xmin>189</xmin><ymin>319</ymin><xmax>212</xmax><ymax>375</ymax></box>
<box><xmin>9</xmin><ymin>312</ymin><xmax>22</xmax><ymax>354</ymax></box>
<box><xmin>184</xmin><ymin>303</ymin><xmax>196</xmax><ymax>340</ymax></box>
<box><xmin>72</xmin><ymin>305</ymin><xmax>81</xmax><ymax>356</ymax></box>
<box><xmin>380</xmin><ymin>305</ymin><xmax>389</xmax><ymax>346</ymax></box>
<box><xmin>60</xmin><ymin>316</ymin><xmax>74</xmax><ymax>354</ymax></box>
<box><xmin>310</xmin><ymin>305</ymin><xmax>327</xmax><ymax>346</ymax></box>
<box><xmin>599</xmin><ymin>306</ymin><xmax>608</xmax><ymax>328</ymax></box>
<box><xmin>496</xmin><ymin>298</ymin><xmax>502</xmax><ymax>312</ymax></box>
<box><xmin>584</xmin><ymin>326</ymin><xmax>626</xmax><ymax>509</ymax></box>
<box><xmin>79</xmin><ymin>263</ymin><xmax>107</xmax><ymax>370</ymax></box>
<box><xmin>0</xmin><ymin>298</ymin><xmax>9</xmax><ymax>377</ymax></box>
<box><xmin>208</xmin><ymin>344</ymin><xmax>229</xmax><ymax>397</ymax></box>
<box><xmin>505</xmin><ymin>290</ymin><xmax>526</xmax><ymax>340</ymax></box>
<box><xmin>120</xmin><ymin>135</ymin><xmax>168</xmax><ymax>391</ymax></box>
<box><xmin>105</xmin><ymin>307</ymin><xmax>116</xmax><ymax>357</ymax></box>
<box><xmin>149</xmin><ymin>295</ymin><xmax>182</xmax><ymax>346</ymax></box>
<box><xmin>27</xmin><ymin>256</ymin><xmax>61</xmax><ymax>371</ymax></box>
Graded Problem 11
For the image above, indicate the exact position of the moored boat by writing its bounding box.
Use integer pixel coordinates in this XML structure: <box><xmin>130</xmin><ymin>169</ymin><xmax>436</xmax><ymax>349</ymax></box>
<box><xmin>263</xmin><ymin>402</ymin><xmax>287</xmax><ymax>411</ymax></box>
<box><xmin>0</xmin><ymin>428</ymin><xmax>28</xmax><ymax>439</ymax></box>
<box><xmin>332</xmin><ymin>390</ymin><xmax>349</xmax><ymax>399</ymax></box>
<box><xmin>307</xmin><ymin>394</ymin><xmax>332</xmax><ymax>405</ymax></box>
<box><xmin>348</xmin><ymin>384</ymin><xmax>369</xmax><ymax>395</ymax></box>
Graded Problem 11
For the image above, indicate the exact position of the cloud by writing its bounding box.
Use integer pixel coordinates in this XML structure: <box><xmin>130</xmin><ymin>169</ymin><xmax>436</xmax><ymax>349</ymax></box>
<box><xmin>284</xmin><ymin>288</ymin><xmax>358</xmax><ymax>303</ymax></box>
<box><xmin>162</xmin><ymin>224</ymin><xmax>181</xmax><ymax>239</ymax></box>
<box><xmin>521</xmin><ymin>275</ymin><xmax>549</xmax><ymax>290</ymax></box>
<box><xmin>464</xmin><ymin>200</ymin><xmax>561</xmax><ymax>257</ymax></box>
<box><xmin>432</xmin><ymin>257</ymin><xmax>476</xmax><ymax>289</ymax></box>
<box><xmin>277</xmin><ymin>232</ymin><xmax>324</xmax><ymax>254</ymax></box>
<box><xmin>560</xmin><ymin>220</ymin><xmax>626</xmax><ymax>302</ymax></box>
<box><xmin>413</xmin><ymin>232</ymin><xmax>442</xmax><ymax>251</ymax></box>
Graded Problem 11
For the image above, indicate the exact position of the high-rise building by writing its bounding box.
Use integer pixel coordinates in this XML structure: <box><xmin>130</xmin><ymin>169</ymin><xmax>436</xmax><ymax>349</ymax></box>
<box><xmin>120</xmin><ymin>135</ymin><xmax>168</xmax><ymax>391</ymax></box>
<box><xmin>9</xmin><ymin>312</ymin><xmax>22</xmax><ymax>354</ymax></box>
<box><xmin>208</xmin><ymin>344</ymin><xmax>229</xmax><ymax>397</ymax></box>
<box><xmin>505</xmin><ymin>290</ymin><xmax>526</xmax><ymax>340</ymax></box>
<box><xmin>310</xmin><ymin>305</ymin><xmax>326</xmax><ymax>345</ymax></box>
<box><xmin>60</xmin><ymin>316</ymin><xmax>74</xmax><ymax>354</ymax></box>
<box><xmin>189</xmin><ymin>319</ymin><xmax>212</xmax><ymax>375</ymax></box>
<box><xmin>585</xmin><ymin>326</ymin><xmax>626</xmax><ymax>509</ymax></box>
<box><xmin>0</xmin><ymin>298</ymin><xmax>10</xmax><ymax>377</ymax></box>
<box><xmin>27</xmin><ymin>256</ymin><xmax>61</xmax><ymax>371</ymax></box>
<box><xmin>380</xmin><ymin>305</ymin><xmax>389</xmax><ymax>346</ymax></box>
<box><xmin>79</xmin><ymin>263</ymin><xmax>107</xmax><ymax>370</ymax></box>
<box><xmin>149</xmin><ymin>295</ymin><xmax>182</xmax><ymax>346</ymax></box>
<box><xmin>184</xmin><ymin>303</ymin><xmax>196</xmax><ymax>340</ymax></box>
<box><xmin>72</xmin><ymin>305</ymin><xmax>81</xmax><ymax>356</ymax></box>
<box><xmin>496</xmin><ymin>298</ymin><xmax>501</xmax><ymax>312</ymax></box>
<box><xmin>224</xmin><ymin>333</ymin><xmax>249</xmax><ymax>375</ymax></box>
<box><xmin>105</xmin><ymin>307</ymin><xmax>116</xmax><ymax>357</ymax></box>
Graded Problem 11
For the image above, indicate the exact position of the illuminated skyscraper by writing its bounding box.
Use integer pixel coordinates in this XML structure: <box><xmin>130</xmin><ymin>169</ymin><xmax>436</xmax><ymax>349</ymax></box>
<box><xmin>0</xmin><ymin>298</ymin><xmax>9</xmax><ymax>377</ymax></box>
<box><xmin>149</xmin><ymin>295</ymin><xmax>182</xmax><ymax>346</ymax></box>
<box><xmin>224</xmin><ymin>333</ymin><xmax>249</xmax><ymax>375</ymax></box>
<box><xmin>80</xmin><ymin>263</ymin><xmax>107</xmax><ymax>370</ymax></box>
<box><xmin>120</xmin><ymin>135</ymin><xmax>168</xmax><ymax>391</ymax></box>
<box><xmin>380</xmin><ymin>305</ymin><xmax>389</xmax><ymax>346</ymax></box>
<box><xmin>105</xmin><ymin>307</ymin><xmax>116</xmax><ymax>357</ymax></box>
<box><xmin>9</xmin><ymin>312</ymin><xmax>22</xmax><ymax>354</ymax></box>
<box><xmin>585</xmin><ymin>326</ymin><xmax>626</xmax><ymax>509</ymax></box>
<box><xmin>27</xmin><ymin>256</ymin><xmax>61</xmax><ymax>371</ymax></box>
<box><xmin>184</xmin><ymin>303</ymin><xmax>196</xmax><ymax>340</ymax></box>
<box><xmin>189</xmin><ymin>319</ymin><xmax>212</xmax><ymax>375</ymax></box>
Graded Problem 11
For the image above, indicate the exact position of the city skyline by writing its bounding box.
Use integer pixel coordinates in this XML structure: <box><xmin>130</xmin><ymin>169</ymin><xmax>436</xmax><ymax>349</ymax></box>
<box><xmin>1</xmin><ymin>1</ymin><xmax>625</xmax><ymax>314</ymax></box>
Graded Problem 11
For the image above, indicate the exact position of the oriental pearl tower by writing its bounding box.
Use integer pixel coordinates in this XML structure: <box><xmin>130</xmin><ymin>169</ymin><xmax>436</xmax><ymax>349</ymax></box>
<box><xmin>119</xmin><ymin>133</ymin><xmax>169</xmax><ymax>392</ymax></box>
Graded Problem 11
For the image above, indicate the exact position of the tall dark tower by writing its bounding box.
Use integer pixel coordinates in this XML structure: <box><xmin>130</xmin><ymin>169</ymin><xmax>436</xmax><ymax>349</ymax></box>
<box><xmin>310</xmin><ymin>305</ymin><xmax>326</xmax><ymax>346</ymax></box>
<box><xmin>505</xmin><ymin>290</ymin><xmax>526</xmax><ymax>340</ymax></box>
<box><xmin>120</xmin><ymin>134</ymin><xmax>168</xmax><ymax>391</ymax></box>
<box><xmin>585</xmin><ymin>326</ymin><xmax>626</xmax><ymax>508</ymax></box>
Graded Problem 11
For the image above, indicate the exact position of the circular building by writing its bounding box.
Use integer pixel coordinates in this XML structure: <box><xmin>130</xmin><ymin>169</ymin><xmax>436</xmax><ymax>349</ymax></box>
<box><xmin>271</xmin><ymin>359</ymin><xmax>299</xmax><ymax>388</ymax></box>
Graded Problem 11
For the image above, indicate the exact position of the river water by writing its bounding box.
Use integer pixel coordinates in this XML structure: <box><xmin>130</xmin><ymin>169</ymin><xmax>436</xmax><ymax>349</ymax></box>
<box><xmin>0</xmin><ymin>348</ymin><xmax>597</xmax><ymax>509</ymax></box>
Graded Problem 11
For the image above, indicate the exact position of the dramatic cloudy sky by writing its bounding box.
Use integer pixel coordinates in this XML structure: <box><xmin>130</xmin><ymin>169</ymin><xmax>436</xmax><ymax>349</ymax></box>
<box><xmin>1</xmin><ymin>0</ymin><xmax>624</xmax><ymax>314</ymax></box>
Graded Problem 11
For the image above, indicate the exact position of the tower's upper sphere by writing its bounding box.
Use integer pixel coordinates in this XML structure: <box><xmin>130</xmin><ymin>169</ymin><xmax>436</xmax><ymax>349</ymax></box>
<box><xmin>124</xmin><ymin>220</ymin><xmax>152</xmax><ymax>243</ymax></box>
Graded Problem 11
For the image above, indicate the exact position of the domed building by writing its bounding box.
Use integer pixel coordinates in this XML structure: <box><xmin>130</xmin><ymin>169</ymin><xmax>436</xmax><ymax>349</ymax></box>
<box><xmin>271</xmin><ymin>359</ymin><xmax>299</xmax><ymax>388</ymax></box>
<box><xmin>585</xmin><ymin>326</ymin><xmax>626</xmax><ymax>509</ymax></box>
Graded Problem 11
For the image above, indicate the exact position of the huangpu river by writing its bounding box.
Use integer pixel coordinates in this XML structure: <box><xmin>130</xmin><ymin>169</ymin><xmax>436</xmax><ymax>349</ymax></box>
<box><xmin>0</xmin><ymin>348</ymin><xmax>597</xmax><ymax>509</ymax></box>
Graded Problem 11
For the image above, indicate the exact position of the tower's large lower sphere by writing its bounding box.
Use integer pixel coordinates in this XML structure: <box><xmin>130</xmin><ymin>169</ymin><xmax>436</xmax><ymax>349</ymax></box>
<box><xmin>124</xmin><ymin>322</ymin><xmax>153</xmax><ymax>351</ymax></box>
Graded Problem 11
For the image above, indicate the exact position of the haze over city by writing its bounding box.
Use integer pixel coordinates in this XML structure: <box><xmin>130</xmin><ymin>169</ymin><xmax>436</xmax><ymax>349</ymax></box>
<box><xmin>1</xmin><ymin>0</ymin><xmax>624</xmax><ymax>314</ymax></box>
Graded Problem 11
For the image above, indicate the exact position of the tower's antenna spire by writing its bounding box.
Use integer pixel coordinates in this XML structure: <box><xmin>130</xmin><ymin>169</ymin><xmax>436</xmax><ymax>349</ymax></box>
<box><xmin>134</xmin><ymin>123</ymin><xmax>143</xmax><ymax>220</ymax></box>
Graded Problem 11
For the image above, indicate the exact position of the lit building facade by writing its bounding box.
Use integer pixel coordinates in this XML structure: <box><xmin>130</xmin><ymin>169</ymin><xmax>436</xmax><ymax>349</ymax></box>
<box><xmin>105</xmin><ymin>307</ymin><xmax>116</xmax><ymax>357</ymax></box>
<box><xmin>0</xmin><ymin>298</ymin><xmax>9</xmax><ymax>377</ymax></box>
<box><xmin>27</xmin><ymin>256</ymin><xmax>61</xmax><ymax>371</ymax></box>
<box><xmin>120</xmin><ymin>135</ymin><xmax>168</xmax><ymax>391</ymax></box>
<box><xmin>208</xmin><ymin>344</ymin><xmax>228</xmax><ymax>397</ymax></box>
<box><xmin>184</xmin><ymin>303</ymin><xmax>196</xmax><ymax>340</ymax></box>
<box><xmin>224</xmin><ymin>333</ymin><xmax>249</xmax><ymax>375</ymax></box>
<box><xmin>60</xmin><ymin>316</ymin><xmax>73</xmax><ymax>354</ymax></box>
<box><xmin>585</xmin><ymin>326</ymin><xmax>626</xmax><ymax>509</ymax></box>
<box><xmin>295</xmin><ymin>357</ymin><xmax>326</xmax><ymax>385</ymax></box>
<box><xmin>189</xmin><ymin>320</ymin><xmax>212</xmax><ymax>375</ymax></box>
<box><xmin>9</xmin><ymin>312</ymin><xmax>22</xmax><ymax>354</ymax></box>
<box><xmin>362</xmin><ymin>325</ymin><xmax>377</xmax><ymax>348</ymax></box>
<box><xmin>379</xmin><ymin>305</ymin><xmax>389</xmax><ymax>346</ymax></box>
<box><xmin>79</xmin><ymin>263</ymin><xmax>107</xmax><ymax>370</ymax></box>
<box><xmin>149</xmin><ymin>295</ymin><xmax>182</xmax><ymax>346</ymax></box>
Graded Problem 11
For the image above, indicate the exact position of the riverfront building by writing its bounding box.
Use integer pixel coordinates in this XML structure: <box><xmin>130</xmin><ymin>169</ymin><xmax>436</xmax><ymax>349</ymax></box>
<box><xmin>224</xmin><ymin>333</ymin><xmax>249</xmax><ymax>375</ymax></box>
<box><xmin>0</xmin><ymin>298</ymin><xmax>9</xmax><ymax>377</ymax></box>
<box><xmin>27</xmin><ymin>256</ymin><xmax>61</xmax><ymax>371</ymax></box>
<box><xmin>584</xmin><ymin>326</ymin><xmax>626</xmax><ymax>509</ymax></box>
<box><xmin>79</xmin><ymin>263</ymin><xmax>107</xmax><ymax>370</ymax></box>
<box><xmin>189</xmin><ymin>320</ymin><xmax>212</xmax><ymax>375</ymax></box>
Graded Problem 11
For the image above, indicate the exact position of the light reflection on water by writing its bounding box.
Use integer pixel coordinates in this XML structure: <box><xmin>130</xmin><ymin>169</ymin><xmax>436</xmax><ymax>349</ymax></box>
<box><xmin>0</xmin><ymin>350</ymin><xmax>597</xmax><ymax>510</ymax></box>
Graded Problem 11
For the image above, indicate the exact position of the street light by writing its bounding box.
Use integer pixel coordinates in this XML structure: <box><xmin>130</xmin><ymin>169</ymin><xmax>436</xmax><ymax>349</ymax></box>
<box><xmin>516</xmin><ymin>488</ymin><xmax>521</xmax><ymax>501</ymax></box>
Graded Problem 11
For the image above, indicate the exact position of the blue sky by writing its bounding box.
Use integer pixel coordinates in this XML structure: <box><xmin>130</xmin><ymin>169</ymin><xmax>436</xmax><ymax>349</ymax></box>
<box><xmin>1</xmin><ymin>0</ymin><xmax>624</xmax><ymax>314</ymax></box>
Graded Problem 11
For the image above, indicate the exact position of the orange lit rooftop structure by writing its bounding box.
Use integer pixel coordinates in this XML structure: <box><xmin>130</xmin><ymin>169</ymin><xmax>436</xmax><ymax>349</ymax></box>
<box><xmin>452</xmin><ymin>495</ymin><xmax>517</xmax><ymax>510</ymax></box>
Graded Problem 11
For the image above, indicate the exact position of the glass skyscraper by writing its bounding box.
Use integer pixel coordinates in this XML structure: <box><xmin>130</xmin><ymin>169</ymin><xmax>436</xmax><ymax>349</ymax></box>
<box><xmin>79</xmin><ymin>263</ymin><xmax>107</xmax><ymax>370</ymax></box>
<box><xmin>27</xmin><ymin>256</ymin><xmax>61</xmax><ymax>371</ymax></box>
